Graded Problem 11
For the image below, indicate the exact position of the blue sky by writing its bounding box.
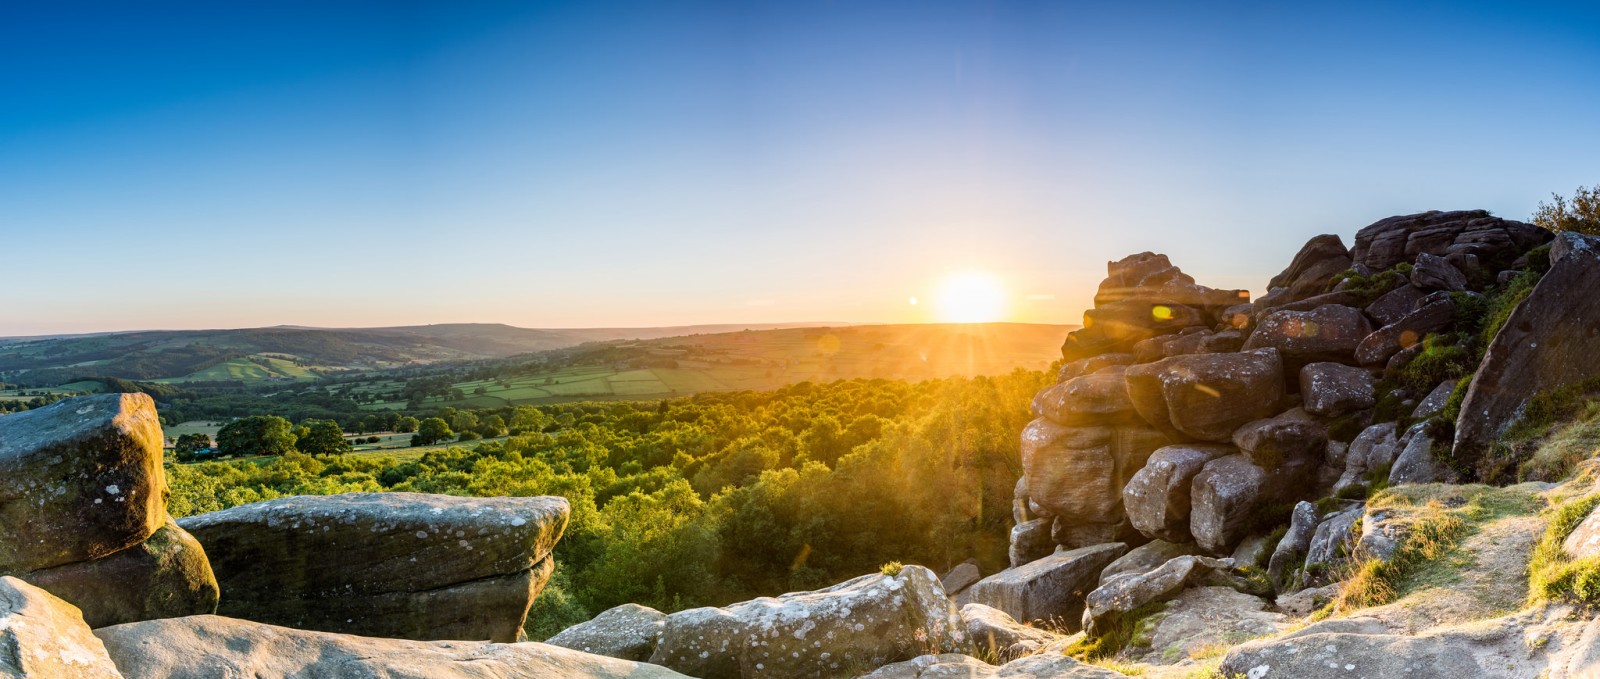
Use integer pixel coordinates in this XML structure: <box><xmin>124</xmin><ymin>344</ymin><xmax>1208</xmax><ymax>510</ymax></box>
<box><xmin>3</xmin><ymin>1</ymin><xmax>1597</xmax><ymax>335</ymax></box>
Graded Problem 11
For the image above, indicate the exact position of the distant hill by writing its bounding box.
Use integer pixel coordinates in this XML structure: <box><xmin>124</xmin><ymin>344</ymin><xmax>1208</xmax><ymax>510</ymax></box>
<box><xmin>0</xmin><ymin>322</ymin><xmax>851</xmax><ymax>385</ymax></box>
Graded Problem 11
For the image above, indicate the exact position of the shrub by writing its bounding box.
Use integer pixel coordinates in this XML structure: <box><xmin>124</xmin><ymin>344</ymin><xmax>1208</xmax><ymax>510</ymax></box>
<box><xmin>1533</xmin><ymin>185</ymin><xmax>1600</xmax><ymax>234</ymax></box>
<box><xmin>879</xmin><ymin>561</ymin><xmax>904</xmax><ymax>576</ymax></box>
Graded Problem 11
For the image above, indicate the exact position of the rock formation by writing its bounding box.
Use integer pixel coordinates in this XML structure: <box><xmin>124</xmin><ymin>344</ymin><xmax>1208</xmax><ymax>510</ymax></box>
<box><xmin>179</xmin><ymin>492</ymin><xmax>569</xmax><ymax>642</ymax></box>
<box><xmin>0</xmin><ymin>576</ymin><xmax>124</xmax><ymax>679</ymax></box>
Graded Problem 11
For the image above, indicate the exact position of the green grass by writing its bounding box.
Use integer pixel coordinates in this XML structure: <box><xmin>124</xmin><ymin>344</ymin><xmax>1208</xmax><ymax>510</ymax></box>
<box><xmin>1529</xmin><ymin>491</ymin><xmax>1600</xmax><ymax>607</ymax></box>
<box><xmin>153</xmin><ymin>355</ymin><xmax>322</xmax><ymax>384</ymax></box>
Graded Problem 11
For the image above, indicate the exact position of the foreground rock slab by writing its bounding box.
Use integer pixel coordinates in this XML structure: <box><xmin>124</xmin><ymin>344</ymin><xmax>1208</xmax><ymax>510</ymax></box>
<box><xmin>95</xmin><ymin>614</ymin><xmax>688</xmax><ymax>679</ymax></box>
<box><xmin>546</xmin><ymin>603</ymin><xmax>665</xmax><ymax>662</ymax></box>
<box><xmin>649</xmin><ymin>565</ymin><xmax>963</xmax><ymax>679</ymax></box>
<box><xmin>179</xmin><ymin>492</ymin><xmax>569</xmax><ymax>642</ymax></box>
<box><xmin>964</xmin><ymin>543</ymin><xmax>1127</xmax><ymax>629</ymax></box>
<box><xmin>0</xmin><ymin>393</ymin><xmax>167</xmax><ymax>573</ymax></box>
<box><xmin>0</xmin><ymin>576</ymin><xmax>124</xmax><ymax>679</ymax></box>
<box><xmin>22</xmin><ymin>517</ymin><xmax>218</xmax><ymax>628</ymax></box>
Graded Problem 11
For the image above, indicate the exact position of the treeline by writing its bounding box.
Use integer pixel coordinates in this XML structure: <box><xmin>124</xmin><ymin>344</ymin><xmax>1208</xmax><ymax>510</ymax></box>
<box><xmin>165</xmin><ymin>372</ymin><xmax>1046</xmax><ymax>638</ymax></box>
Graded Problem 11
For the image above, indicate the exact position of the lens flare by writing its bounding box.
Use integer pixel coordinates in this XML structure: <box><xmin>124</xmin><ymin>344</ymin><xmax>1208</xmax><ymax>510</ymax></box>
<box><xmin>934</xmin><ymin>272</ymin><xmax>1008</xmax><ymax>323</ymax></box>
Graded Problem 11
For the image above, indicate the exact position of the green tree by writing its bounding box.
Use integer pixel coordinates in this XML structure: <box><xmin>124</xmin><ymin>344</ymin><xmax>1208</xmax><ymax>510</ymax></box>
<box><xmin>412</xmin><ymin>417</ymin><xmax>454</xmax><ymax>446</ymax></box>
<box><xmin>1534</xmin><ymin>184</ymin><xmax>1600</xmax><ymax>234</ymax></box>
<box><xmin>216</xmin><ymin>415</ymin><xmax>297</xmax><ymax>457</ymax></box>
<box><xmin>396</xmin><ymin>416</ymin><xmax>420</xmax><ymax>433</ymax></box>
<box><xmin>298</xmin><ymin>420</ymin><xmax>353</xmax><ymax>456</ymax></box>
<box><xmin>174</xmin><ymin>433</ymin><xmax>212</xmax><ymax>462</ymax></box>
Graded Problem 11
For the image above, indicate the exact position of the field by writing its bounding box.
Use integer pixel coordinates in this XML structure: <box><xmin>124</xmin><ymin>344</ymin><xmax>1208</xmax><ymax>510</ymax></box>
<box><xmin>0</xmin><ymin>381</ymin><xmax>104</xmax><ymax>401</ymax></box>
<box><xmin>152</xmin><ymin>355</ymin><xmax>322</xmax><ymax>383</ymax></box>
<box><xmin>348</xmin><ymin>323</ymin><xmax>1073</xmax><ymax>409</ymax></box>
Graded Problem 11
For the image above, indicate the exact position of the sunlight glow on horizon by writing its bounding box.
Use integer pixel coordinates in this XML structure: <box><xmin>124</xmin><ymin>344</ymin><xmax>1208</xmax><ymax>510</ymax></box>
<box><xmin>934</xmin><ymin>271</ymin><xmax>1009</xmax><ymax>324</ymax></box>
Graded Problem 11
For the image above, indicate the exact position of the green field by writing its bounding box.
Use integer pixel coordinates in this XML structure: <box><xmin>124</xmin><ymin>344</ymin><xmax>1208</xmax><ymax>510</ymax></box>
<box><xmin>153</xmin><ymin>355</ymin><xmax>322</xmax><ymax>384</ymax></box>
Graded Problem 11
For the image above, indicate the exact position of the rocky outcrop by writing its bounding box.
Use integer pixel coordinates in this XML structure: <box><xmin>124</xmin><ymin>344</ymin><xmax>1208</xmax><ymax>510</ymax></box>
<box><xmin>178</xmin><ymin>492</ymin><xmax>569</xmax><ymax>642</ymax></box>
<box><xmin>1020</xmin><ymin>416</ymin><xmax>1169</xmax><ymax>548</ymax></box>
<box><xmin>648</xmin><ymin>566</ymin><xmax>963</xmax><ymax>679</ymax></box>
<box><xmin>547</xmin><ymin>603</ymin><xmax>665</xmax><ymax>662</ymax></box>
<box><xmin>963</xmin><ymin>543</ymin><xmax>1126</xmax><ymax>628</ymax></box>
<box><xmin>1454</xmin><ymin>232</ymin><xmax>1600</xmax><ymax>477</ymax></box>
<box><xmin>1063</xmin><ymin>252</ymin><xmax>1244</xmax><ymax>361</ymax></box>
<box><xmin>1350</xmin><ymin>210</ymin><xmax>1549</xmax><ymax>272</ymax></box>
<box><xmin>0</xmin><ymin>576</ymin><xmax>124</xmax><ymax>679</ymax></box>
<box><xmin>0</xmin><ymin>394</ymin><xmax>216</xmax><ymax>628</ymax></box>
<box><xmin>1122</xmin><ymin>444</ymin><xmax>1235</xmax><ymax>542</ymax></box>
<box><xmin>22</xmin><ymin>517</ymin><xmax>218</xmax><ymax>629</ymax></box>
<box><xmin>1124</xmin><ymin>349</ymin><xmax>1286</xmax><ymax>442</ymax></box>
<box><xmin>95</xmin><ymin>614</ymin><xmax>689</xmax><ymax>679</ymax></box>
<box><xmin>1259</xmin><ymin>235</ymin><xmax>1353</xmax><ymax>309</ymax></box>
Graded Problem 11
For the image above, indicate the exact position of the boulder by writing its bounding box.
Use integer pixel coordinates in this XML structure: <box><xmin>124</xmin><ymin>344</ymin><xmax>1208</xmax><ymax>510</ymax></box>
<box><xmin>1389</xmin><ymin>423</ymin><xmax>1459</xmax><ymax>485</ymax></box>
<box><xmin>0</xmin><ymin>393</ymin><xmax>167</xmax><ymax>573</ymax></box>
<box><xmin>1218</xmin><ymin>613</ymin><xmax>1535</xmax><ymax>678</ymax></box>
<box><xmin>1008</xmin><ymin>518</ymin><xmax>1054</xmax><ymax>568</ymax></box>
<box><xmin>1454</xmin><ymin>231</ymin><xmax>1600</xmax><ymax>477</ymax></box>
<box><xmin>1355</xmin><ymin>293</ymin><xmax>1457</xmax><ymax>366</ymax></box>
<box><xmin>1190</xmin><ymin>454</ymin><xmax>1315</xmax><ymax>554</ymax></box>
<box><xmin>1363</xmin><ymin>284</ymin><xmax>1426</xmax><ymax>326</ymax></box>
<box><xmin>0</xmin><ymin>576</ymin><xmax>124</xmax><ymax>679</ymax></box>
<box><xmin>959</xmin><ymin>603</ymin><xmax>1059</xmax><ymax>661</ymax></box>
<box><xmin>963</xmin><ymin>543</ymin><xmax>1127</xmax><ymax>628</ymax></box>
<box><xmin>1122</xmin><ymin>444</ymin><xmax>1235</xmax><ymax>542</ymax></box>
<box><xmin>178</xmin><ymin>492</ymin><xmax>569</xmax><ymax>642</ymax></box>
<box><xmin>1412</xmin><ymin>380</ymin><xmax>1457</xmax><ymax>422</ymax></box>
<box><xmin>941</xmin><ymin>560</ymin><xmax>982</xmax><ymax>596</ymax></box>
<box><xmin>648</xmin><ymin>566</ymin><xmax>963</xmax><ymax>679</ymax></box>
<box><xmin>1055</xmin><ymin>353</ymin><xmax>1136</xmax><ymax>384</ymax></box>
<box><xmin>1019</xmin><ymin>417</ymin><xmax>1169</xmax><ymax>548</ymax></box>
<box><xmin>1261</xmin><ymin>234</ymin><xmax>1353</xmax><ymax>308</ymax></box>
<box><xmin>1141</xmin><ymin>586</ymin><xmax>1286</xmax><ymax>664</ymax></box>
<box><xmin>1081</xmin><ymin>554</ymin><xmax>1232</xmax><ymax>637</ymax></box>
<box><xmin>1124</xmin><ymin>349</ymin><xmax>1285</xmax><ymax>442</ymax></box>
<box><xmin>859</xmin><ymin>654</ymin><xmax>997</xmax><ymax>679</ymax></box>
<box><xmin>1034</xmin><ymin>367</ymin><xmax>1138</xmax><ymax>427</ymax></box>
<box><xmin>1231</xmin><ymin>409</ymin><xmax>1328</xmax><ymax>470</ymax></box>
<box><xmin>1097</xmin><ymin>539</ymin><xmax>1197</xmax><ymax>588</ymax></box>
<box><xmin>1063</xmin><ymin>253</ymin><xmax>1244</xmax><ymax>360</ymax></box>
<box><xmin>1230</xmin><ymin>533</ymin><xmax>1274</xmax><ymax>570</ymax></box>
<box><xmin>1334</xmin><ymin>422</ymin><xmax>1400</xmax><ymax>495</ymax></box>
<box><xmin>546</xmin><ymin>603</ymin><xmax>665</xmax><ymax>662</ymax></box>
<box><xmin>1349</xmin><ymin>210</ymin><xmax>1549</xmax><ymax>272</ymax></box>
<box><xmin>95</xmin><ymin>614</ymin><xmax>689</xmax><ymax>679</ymax></box>
<box><xmin>1266</xmin><ymin>502</ymin><xmax>1318</xmax><ymax>592</ymax></box>
<box><xmin>1410</xmin><ymin>252</ymin><xmax>1468</xmax><ymax>291</ymax></box>
<box><xmin>1302</xmin><ymin>506</ymin><xmax>1362</xmax><ymax>587</ymax></box>
<box><xmin>1299</xmin><ymin>362</ymin><xmax>1376</xmax><ymax>417</ymax></box>
<box><xmin>988</xmin><ymin>653</ymin><xmax>1129</xmax><ymax>677</ymax></box>
<box><xmin>21</xmin><ymin>517</ymin><xmax>218</xmax><ymax>629</ymax></box>
<box><xmin>1243</xmin><ymin>304</ymin><xmax>1372</xmax><ymax>370</ymax></box>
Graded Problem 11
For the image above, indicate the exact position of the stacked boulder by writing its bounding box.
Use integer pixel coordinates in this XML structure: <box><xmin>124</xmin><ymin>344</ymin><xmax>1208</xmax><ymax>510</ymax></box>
<box><xmin>0</xmin><ymin>393</ymin><xmax>218</xmax><ymax>628</ymax></box>
<box><xmin>991</xmin><ymin>210</ymin><xmax>1554</xmax><ymax>637</ymax></box>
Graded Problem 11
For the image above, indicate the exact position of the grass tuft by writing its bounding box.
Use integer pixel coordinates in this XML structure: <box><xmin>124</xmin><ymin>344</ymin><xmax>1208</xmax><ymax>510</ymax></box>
<box><xmin>1529</xmin><ymin>492</ymin><xmax>1600</xmax><ymax>607</ymax></box>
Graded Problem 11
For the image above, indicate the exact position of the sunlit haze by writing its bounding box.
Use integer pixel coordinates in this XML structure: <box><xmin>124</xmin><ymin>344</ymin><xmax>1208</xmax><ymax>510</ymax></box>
<box><xmin>4</xmin><ymin>2</ymin><xmax>1598</xmax><ymax>335</ymax></box>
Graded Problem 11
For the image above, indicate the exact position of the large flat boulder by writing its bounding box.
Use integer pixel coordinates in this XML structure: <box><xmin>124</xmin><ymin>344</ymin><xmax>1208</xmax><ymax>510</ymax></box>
<box><xmin>546</xmin><ymin>603</ymin><xmax>665</xmax><ymax>662</ymax></box>
<box><xmin>0</xmin><ymin>576</ymin><xmax>124</xmax><ymax>679</ymax></box>
<box><xmin>1081</xmin><ymin>554</ymin><xmax>1231</xmax><ymax>637</ymax></box>
<box><xmin>1122</xmin><ymin>444</ymin><xmax>1235</xmax><ymax>542</ymax></box>
<box><xmin>1355</xmin><ymin>292</ymin><xmax>1458</xmax><ymax>366</ymax></box>
<box><xmin>0</xmin><ymin>393</ymin><xmax>167</xmax><ymax>573</ymax></box>
<box><xmin>959</xmin><ymin>603</ymin><xmax>1060</xmax><ymax>661</ymax></box>
<box><xmin>648</xmin><ymin>566</ymin><xmax>963</xmax><ymax>679</ymax></box>
<box><xmin>962</xmin><ymin>543</ymin><xmax>1126</xmax><ymax>629</ymax></box>
<box><xmin>1243</xmin><ymin>304</ymin><xmax>1372</xmax><ymax>370</ymax></box>
<box><xmin>21</xmin><ymin>517</ymin><xmax>218</xmax><ymax>628</ymax></box>
<box><xmin>1454</xmin><ymin>232</ymin><xmax>1600</xmax><ymax>477</ymax></box>
<box><xmin>1124</xmin><ymin>348</ymin><xmax>1285</xmax><ymax>442</ymax></box>
<box><xmin>95</xmin><ymin>614</ymin><xmax>689</xmax><ymax>679</ymax></box>
<box><xmin>179</xmin><ymin>492</ymin><xmax>569</xmax><ymax>642</ymax></box>
<box><xmin>1190</xmin><ymin>454</ymin><xmax>1315</xmax><ymax>554</ymax></box>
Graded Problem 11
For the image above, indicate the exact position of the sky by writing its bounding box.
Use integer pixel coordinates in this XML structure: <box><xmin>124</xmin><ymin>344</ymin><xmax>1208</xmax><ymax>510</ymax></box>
<box><xmin>3</xmin><ymin>1</ymin><xmax>1598</xmax><ymax>336</ymax></box>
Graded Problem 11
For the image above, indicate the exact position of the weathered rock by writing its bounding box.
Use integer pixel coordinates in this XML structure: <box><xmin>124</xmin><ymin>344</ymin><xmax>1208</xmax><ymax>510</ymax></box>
<box><xmin>941</xmin><ymin>560</ymin><xmax>982</xmax><ymax>596</ymax></box>
<box><xmin>1012</xmin><ymin>477</ymin><xmax>1032</xmax><ymax>524</ymax></box>
<box><xmin>1009</xmin><ymin>518</ymin><xmax>1055</xmax><ymax>568</ymax></box>
<box><xmin>1563</xmin><ymin>502</ymin><xmax>1600</xmax><ymax>560</ymax></box>
<box><xmin>21</xmin><ymin>517</ymin><xmax>217</xmax><ymax>629</ymax></box>
<box><xmin>1389</xmin><ymin>423</ymin><xmax>1459</xmax><ymax>485</ymax></box>
<box><xmin>1230</xmin><ymin>533</ymin><xmax>1274</xmax><ymax>570</ymax></box>
<box><xmin>1063</xmin><ymin>253</ymin><xmax>1244</xmax><ymax>360</ymax></box>
<box><xmin>964</xmin><ymin>543</ymin><xmax>1127</xmax><ymax>629</ymax></box>
<box><xmin>547</xmin><ymin>603</ymin><xmax>665</xmax><ymax>662</ymax></box>
<box><xmin>0</xmin><ymin>576</ymin><xmax>124</xmax><ymax>679</ymax></box>
<box><xmin>649</xmin><ymin>566</ymin><xmax>962</xmax><ymax>679</ymax></box>
<box><xmin>1299</xmin><ymin>362</ymin><xmax>1376</xmax><ymax>417</ymax></box>
<box><xmin>1081</xmin><ymin>554</ymin><xmax>1232</xmax><ymax>637</ymax></box>
<box><xmin>0</xmin><ymin>393</ymin><xmax>167</xmax><ymax>574</ymax></box>
<box><xmin>1267</xmin><ymin>502</ymin><xmax>1318</xmax><ymax>592</ymax></box>
<box><xmin>1097</xmin><ymin>540</ymin><xmax>1197</xmax><ymax>587</ymax></box>
<box><xmin>988</xmin><ymin>653</ymin><xmax>1129</xmax><ymax>677</ymax></box>
<box><xmin>1412</xmin><ymin>380</ymin><xmax>1457</xmax><ymax>422</ymax></box>
<box><xmin>1335</xmin><ymin>422</ymin><xmax>1400</xmax><ymax>494</ymax></box>
<box><xmin>1364</xmin><ymin>284</ymin><xmax>1426</xmax><ymax>327</ymax></box>
<box><xmin>1455</xmin><ymin>232</ymin><xmax>1600</xmax><ymax>478</ymax></box>
<box><xmin>1262</xmin><ymin>234</ymin><xmax>1353</xmax><ymax>308</ymax></box>
<box><xmin>1355</xmin><ymin>293</ymin><xmax>1457</xmax><ymax>366</ymax></box>
<box><xmin>96</xmin><ymin>614</ymin><xmax>688</xmax><ymax>679</ymax></box>
<box><xmin>1034</xmin><ymin>367</ymin><xmax>1138</xmax><ymax>426</ymax></box>
<box><xmin>1055</xmin><ymin>353</ymin><xmax>1136</xmax><ymax>384</ymax></box>
<box><xmin>179</xmin><ymin>492</ymin><xmax>569</xmax><ymax>642</ymax></box>
<box><xmin>1124</xmin><ymin>349</ymin><xmax>1285</xmax><ymax>442</ymax></box>
<box><xmin>1350</xmin><ymin>210</ymin><xmax>1549</xmax><ymax>272</ymax></box>
<box><xmin>1232</xmin><ymin>410</ymin><xmax>1327</xmax><ymax>470</ymax></box>
<box><xmin>1411</xmin><ymin>252</ymin><xmax>1469</xmax><ymax>291</ymax></box>
<box><xmin>1244</xmin><ymin>304</ymin><xmax>1373</xmax><ymax>370</ymax></box>
<box><xmin>1355</xmin><ymin>504</ymin><xmax>1404</xmax><ymax>564</ymax></box>
<box><xmin>1302</xmin><ymin>506</ymin><xmax>1362</xmax><ymax>587</ymax></box>
<box><xmin>859</xmin><ymin>654</ymin><xmax>997</xmax><ymax>679</ymax></box>
<box><xmin>1123</xmin><ymin>444</ymin><xmax>1235</xmax><ymax>542</ymax></box>
<box><xmin>1020</xmin><ymin>417</ymin><xmax>1169</xmax><ymax>547</ymax></box>
<box><xmin>1142</xmin><ymin>586</ymin><xmax>1286</xmax><ymax>664</ymax></box>
<box><xmin>1191</xmin><ymin>454</ymin><xmax>1315</xmax><ymax>554</ymax></box>
<box><xmin>1218</xmin><ymin>612</ymin><xmax>1538</xmax><ymax>678</ymax></box>
<box><xmin>959</xmin><ymin>604</ymin><xmax>1059</xmax><ymax>661</ymax></box>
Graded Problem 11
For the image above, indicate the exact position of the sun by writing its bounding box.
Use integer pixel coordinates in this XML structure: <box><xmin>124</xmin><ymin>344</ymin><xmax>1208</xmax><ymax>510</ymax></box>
<box><xmin>934</xmin><ymin>271</ymin><xmax>1008</xmax><ymax>323</ymax></box>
